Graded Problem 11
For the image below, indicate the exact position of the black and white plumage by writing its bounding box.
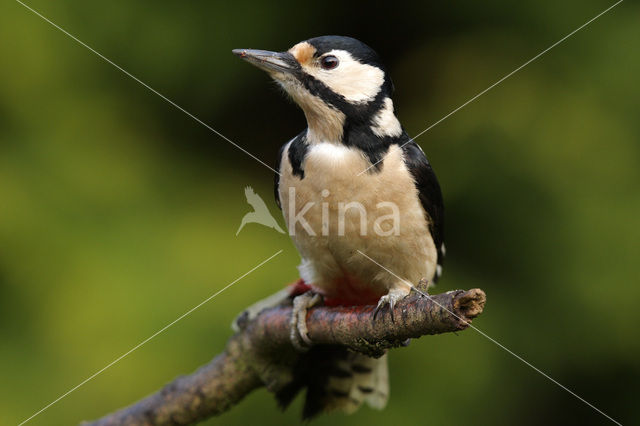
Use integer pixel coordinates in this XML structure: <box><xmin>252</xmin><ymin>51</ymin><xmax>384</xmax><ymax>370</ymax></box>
<box><xmin>234</xmin><ymin>36</ymin><xmax>444</xmax><ymax>418</ymax></box>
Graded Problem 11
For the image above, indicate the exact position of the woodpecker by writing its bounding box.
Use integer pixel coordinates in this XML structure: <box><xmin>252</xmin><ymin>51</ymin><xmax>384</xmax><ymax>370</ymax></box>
<box><xmin>233</xmin><ymin>36</ymin><xmax>444</xmax><ymax>418</ymax></box>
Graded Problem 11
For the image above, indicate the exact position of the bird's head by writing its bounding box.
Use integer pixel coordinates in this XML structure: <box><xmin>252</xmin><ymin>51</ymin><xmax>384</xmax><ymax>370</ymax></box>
<box><xmin>233</xmin><ymin>36</ymin><xmax>401</xmax><ymax>144</ymax></box>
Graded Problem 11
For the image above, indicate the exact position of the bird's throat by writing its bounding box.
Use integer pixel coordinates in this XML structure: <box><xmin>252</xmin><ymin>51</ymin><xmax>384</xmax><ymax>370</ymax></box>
<box><xmin>292</xmin><ymin>92</ymin><xmax>345</xmax><ymax>144</ymax></box>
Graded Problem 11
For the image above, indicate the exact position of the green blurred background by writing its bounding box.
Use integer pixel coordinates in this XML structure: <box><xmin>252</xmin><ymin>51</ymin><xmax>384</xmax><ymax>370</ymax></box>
<box><xmin>1</xmin><ymin>1</ymin><xmax>638</xmax><ymax>424</ymax></box>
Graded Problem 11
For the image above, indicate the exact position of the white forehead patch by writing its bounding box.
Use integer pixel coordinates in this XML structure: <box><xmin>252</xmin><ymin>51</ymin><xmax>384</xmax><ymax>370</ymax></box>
<box><xmin>302</xmin><ymin>50</ymin><xmax>385</xmax><ymax>103</ymax></box>
<box><xmin>371</xmin><ymin>98</ymin><xmax>402</xmax><ymax>138</ymax></box>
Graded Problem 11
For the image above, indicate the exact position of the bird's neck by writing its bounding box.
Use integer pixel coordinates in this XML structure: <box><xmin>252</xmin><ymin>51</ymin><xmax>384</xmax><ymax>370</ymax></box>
<box><xmin>303</xmin><ymin>107</ymin><xmax>345</xmax><ymax>145</ymax></box>
<box><xmin>303</xmin><ymin>97</ymin><xmax>401</xmax><ymax>146</ymax></box>
<box><xmin>290</xmin><ymin>86</ymin><xmax>346</xmax><ymax>145</ymax></box>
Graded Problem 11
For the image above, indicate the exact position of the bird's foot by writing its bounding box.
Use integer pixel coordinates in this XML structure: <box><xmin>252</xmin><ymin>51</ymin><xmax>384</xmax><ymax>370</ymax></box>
<box><xmin>373</xmin><ymin>286</ymin><xmax>411</xmax><ymax>320</ymax></box>
<box><xmin>290</xmin><ymin>291</ymin><xmax>322</xmax><ymax>352</ymax></box>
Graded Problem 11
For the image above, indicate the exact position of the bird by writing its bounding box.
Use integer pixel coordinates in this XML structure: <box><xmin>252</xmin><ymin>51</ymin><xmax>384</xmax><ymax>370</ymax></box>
<box><xmin>233</xmin><ymin>36</ymin><xmax>444</xmax><ymax>419</ymax></box>
<box><xmin>236</xmin><ymin>186</ymin><xmax>285</xmax><ymax>235</ymax></box>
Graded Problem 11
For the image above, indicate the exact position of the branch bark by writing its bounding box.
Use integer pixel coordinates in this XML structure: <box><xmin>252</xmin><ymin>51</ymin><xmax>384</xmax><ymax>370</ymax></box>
<box><xmin>84</xmin><ymin>288</ymin><xmax>486</xmax><ymax>426</ymax></box>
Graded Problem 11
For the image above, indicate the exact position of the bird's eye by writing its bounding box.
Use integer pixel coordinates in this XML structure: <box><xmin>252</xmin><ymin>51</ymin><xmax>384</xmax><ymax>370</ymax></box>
<box><xmin>320</xmin><ymin>55</ymin><xmax>339</xmax><ymax>70</ymax></box>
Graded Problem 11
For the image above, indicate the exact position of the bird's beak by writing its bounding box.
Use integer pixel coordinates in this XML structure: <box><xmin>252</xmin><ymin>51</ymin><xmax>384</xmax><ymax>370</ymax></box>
<box><xmin>232</xmin><ymin>49</ymin><xmax>300</xmax><ymax>74</ymax></box>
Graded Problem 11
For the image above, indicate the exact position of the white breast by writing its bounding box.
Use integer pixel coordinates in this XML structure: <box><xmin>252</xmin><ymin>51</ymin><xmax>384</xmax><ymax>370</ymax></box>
<box><xmin>279</xmin><ymin>141</ymin><xmax>437</xmax><ymax>299</ymax></box>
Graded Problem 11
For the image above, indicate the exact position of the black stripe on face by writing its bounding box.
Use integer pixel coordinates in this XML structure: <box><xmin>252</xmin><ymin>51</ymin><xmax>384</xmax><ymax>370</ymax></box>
<box><xmin>295</xmin><ymin>70</ymin><xmax>400</xmax><ymax>171</ymax></box>
<box><xmin>291</xmin><ymin>69</ymin><xmax>407</xmax><ymax>170</ymax></box>
<box><xmin>295</xmin><ymin>70</ymin><xmax>392</xmax><ymax>124</ymax></box>
<box><xmin>302</xmin><ymin>35</ymin><xmax>395</xmax><ymax>119</ymax></box>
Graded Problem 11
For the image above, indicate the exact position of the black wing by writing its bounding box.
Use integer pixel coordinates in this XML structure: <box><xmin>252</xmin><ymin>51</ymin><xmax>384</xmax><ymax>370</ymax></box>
<box><xmin>274</xmin><ymin>142</ymin><xmax>286</xmax><ymax>210</ymax></box>
<box><xmin>274</xmin><ymin>132</ymin><xmax>309</xmax><ymax>210</ymax></box>
<box><xmin>401</xmin><ymin>141</ymin><xmax>445</xmax><ymax>281</ymax></box>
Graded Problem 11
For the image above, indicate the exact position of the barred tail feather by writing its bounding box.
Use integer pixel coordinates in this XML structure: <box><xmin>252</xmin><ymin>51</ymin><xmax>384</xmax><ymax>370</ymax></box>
<box><xmin>276</xmin><ymin>346</ymin><xmax>389</xmax><ymax>419</ymax></box>
<box><xmin>232</xmin><ymin>287</ymin><xmax>390</xmax><ymax>419</ymax></box>
<box><xmin>364</xmin><ymin>353</ymin><xmax>389</xmax><ymax>409</ymax></box>
<box><xmin>325</xmin><ymin>352</ymin><xmax>389</xmax><ymax>414</ymax></box>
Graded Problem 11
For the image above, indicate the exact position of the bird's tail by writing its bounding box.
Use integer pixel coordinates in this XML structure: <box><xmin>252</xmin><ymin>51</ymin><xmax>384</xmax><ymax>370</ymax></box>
<box><xmin>232</xmin><ymin>281</ymin><xmax>389</xmax><ymax>419</ymax></box>
<box><xmin>276</xmin><ymin>346</ymin><xmax>389</xmax><ymax>419</ymax></box>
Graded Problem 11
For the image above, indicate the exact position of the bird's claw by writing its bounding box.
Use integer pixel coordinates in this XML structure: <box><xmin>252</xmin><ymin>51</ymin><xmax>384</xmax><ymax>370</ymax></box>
<box><xmin>289</xmin><ymin>291</ymin><xmax>322</xmax><ymax>352</ymax></box>
<box><xmin>373</xmin><ymin>293</ymin><xmax>395</xmax><ymax>320</ymax></box>
<box><xmin>373</xmin><ymin>288</ymin><xmax>409</xmax><ymax>321</ymax></box>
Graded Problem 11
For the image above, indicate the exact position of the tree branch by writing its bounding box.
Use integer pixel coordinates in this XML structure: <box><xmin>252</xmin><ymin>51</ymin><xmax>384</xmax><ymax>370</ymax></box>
<box><xmin>84</xmin><ymin>288</ymin><xmax>486</xmax><ymax>426</ymax></box>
